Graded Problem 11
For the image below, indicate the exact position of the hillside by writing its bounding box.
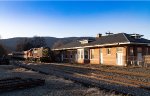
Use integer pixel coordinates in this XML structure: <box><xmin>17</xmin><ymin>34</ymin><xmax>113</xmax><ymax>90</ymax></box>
<box><xmin>0</xmin><ymin>36</ymin><xmax>94</xmax><ymax>51</ymax></box>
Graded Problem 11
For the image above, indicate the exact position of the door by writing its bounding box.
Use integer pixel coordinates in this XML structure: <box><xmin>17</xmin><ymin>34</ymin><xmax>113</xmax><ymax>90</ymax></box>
<box><xmin>61</xmin><ymin>54</ymin><xmax>63</xmax><ymax>62</ymax></box>
<box><xmin>75</xmin><ymin>53</ymin><xmax>78</xmax><ymax>62</ymax></box>
<box><xmin>117</xmin><ymin>53</ymin><xmax>123</xmax><ymax>66</ymax></box>
<box><xmin>137</xmin><ymin>53</ymin><xmax>142</xmax><ymax>65</ymax></box>
<box><xmin>100</xmin><ymin>49</ymin><xmax>103</xmax><ymax>64</ymax></box>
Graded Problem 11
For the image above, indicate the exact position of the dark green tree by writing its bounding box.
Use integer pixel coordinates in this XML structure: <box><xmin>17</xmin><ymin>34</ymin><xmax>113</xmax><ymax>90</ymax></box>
<box><xmin>0</xmin><ymin>44</ymin><xmax>7</xmax><ymax>56</ymax></box>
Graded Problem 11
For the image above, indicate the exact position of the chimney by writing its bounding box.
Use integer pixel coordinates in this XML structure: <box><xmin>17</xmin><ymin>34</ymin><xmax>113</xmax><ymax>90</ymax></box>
<box><xmin>96</xmin><ymin>33</ymin><xmax>102</xmax><ymax>38</ymax></box>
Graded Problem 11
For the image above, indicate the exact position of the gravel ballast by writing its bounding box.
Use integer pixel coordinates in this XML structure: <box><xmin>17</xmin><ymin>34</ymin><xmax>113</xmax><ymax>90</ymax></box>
<box><xmin>13</xmin><ymin>62</ymin><xmax>150</xmax><ymax>96</ymax></box>
<box><xmin>0</xmin><ymin>65</ymin><xmax>123</xmax><ymax>96</ymax></box>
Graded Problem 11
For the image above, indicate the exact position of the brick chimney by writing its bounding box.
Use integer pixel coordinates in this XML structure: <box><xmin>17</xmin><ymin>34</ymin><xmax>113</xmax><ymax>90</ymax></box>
<box><xmin>96</xmin><ymin>33</ymin><xmax>102</xmax><ymax>38</ymax></box>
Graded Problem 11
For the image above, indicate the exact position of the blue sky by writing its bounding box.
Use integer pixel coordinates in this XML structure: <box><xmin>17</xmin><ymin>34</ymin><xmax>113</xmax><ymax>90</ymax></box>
<box><xmin>0</xmin><ymin>1</ymin><xmax>150</xmax><ymax>39</ymax></box>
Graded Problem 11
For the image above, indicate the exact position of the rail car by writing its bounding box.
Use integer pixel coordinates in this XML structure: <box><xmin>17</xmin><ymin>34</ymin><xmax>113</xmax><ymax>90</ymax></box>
<box><xmin>11</xmin><ymin>52</ymin><xmax>26</xmax><ymax>60</ymax></box>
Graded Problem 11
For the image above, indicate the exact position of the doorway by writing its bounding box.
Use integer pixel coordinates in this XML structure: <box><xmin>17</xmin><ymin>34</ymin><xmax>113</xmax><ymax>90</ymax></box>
<box><xmin>137</xmin><ymin>53</ymin><xmax>142</xmax><ymax>65</ymax></box>
<box><xmin>116</xmin><ymin>52</ymin><xmax>123</xmax><ymax>66</ymax></box>
<box><xmin>100</xmin><ymin>49</ymin><xmax>103</xmax><ymax>64</ymax></box>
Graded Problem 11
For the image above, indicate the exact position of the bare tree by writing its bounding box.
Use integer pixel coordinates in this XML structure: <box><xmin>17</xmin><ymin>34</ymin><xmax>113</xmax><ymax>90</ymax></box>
<box><xmin>16</xmin><ymin>38</ymin><xmax>33</xmax><ymax>51</ymax></box>
<box><xmin>16</xmin><ymin>36</ymin><xmax>47</xmax><ymax>51</ymax></box>
<box><xmin>32</xmin><ymin>36</ymin><xmax>47</xmax><ymax>48</ymax></box>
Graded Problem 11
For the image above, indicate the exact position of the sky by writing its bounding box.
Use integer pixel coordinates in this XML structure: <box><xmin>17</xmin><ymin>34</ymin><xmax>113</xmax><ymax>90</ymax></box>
<box><xmin>0</xmin><ymin>1</ymin><xmax>150</xmax><ymax>39</ymax></box>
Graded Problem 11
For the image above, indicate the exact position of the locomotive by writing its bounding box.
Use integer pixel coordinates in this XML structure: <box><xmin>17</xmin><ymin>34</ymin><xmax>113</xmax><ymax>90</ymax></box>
<box><xmin>11</xmin><ymin>47</ymin><xmax>52</xmax><ymax>62</ymax></box>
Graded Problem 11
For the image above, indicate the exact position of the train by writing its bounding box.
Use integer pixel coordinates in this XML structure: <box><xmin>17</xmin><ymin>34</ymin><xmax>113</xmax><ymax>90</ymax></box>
<box><xmin>11</xmin><ymin>47</ymin><xmax>53</xmax><ymax>62</ymax></box>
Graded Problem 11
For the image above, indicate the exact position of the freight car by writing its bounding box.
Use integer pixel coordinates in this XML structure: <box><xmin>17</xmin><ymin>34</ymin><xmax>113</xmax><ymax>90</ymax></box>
<box><xmin>11</xmin><ymin>52</ymin><xmax>26</xmax><ymax>60</ymax></box>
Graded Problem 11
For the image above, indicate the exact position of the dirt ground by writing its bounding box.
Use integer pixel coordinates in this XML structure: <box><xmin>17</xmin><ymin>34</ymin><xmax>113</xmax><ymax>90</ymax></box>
<box><xmin>0</xmin><ymin>65</ymin><xmax>119</xmax><ymax>96</ymax></box>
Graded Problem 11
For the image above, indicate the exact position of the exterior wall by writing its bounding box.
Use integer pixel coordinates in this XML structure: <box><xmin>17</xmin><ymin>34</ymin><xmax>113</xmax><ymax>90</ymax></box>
<box><xmin>61</xmin><ymin>46</ymin><xmax>127</xmax><ymax>66</ymax></box>
<box><xmin>123</xmin><ymin>47</ymin><xmax>127</xmax><ymax>66</ymax></box>
<box><xmin>90</xmin><ymin>46</ymin><xmax>127</xmax><ymax>66</ymax></box>
<box><xmin>90</xmin><ymin>48</ymin><xmax>100</xmax><ymax>64</ymax></box>
<box><xmin>60</xmin><ymin>44</ymin><xmax>150</xmax><ymax>66</ymax></box>
<box><xmin>104</xmin><ymin>46</ymin><xmax>126</xmax><ymax>66</ymax></box>
<box><xmin>103</xmin><ymin>47</ymin><xmax>117</xmax><ymax>65</ymax></box>
<box><xmin>77</xmin><ymin>59</ymin><xmax>84</xmax><ymax>64</ymax></box>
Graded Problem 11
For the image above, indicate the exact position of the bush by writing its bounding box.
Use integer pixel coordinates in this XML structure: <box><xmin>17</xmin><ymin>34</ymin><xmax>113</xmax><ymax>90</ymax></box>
<box><xmin>40</xmin><ymin>57</ymin><xmax>51</xmax><ymax>63</ymax></box>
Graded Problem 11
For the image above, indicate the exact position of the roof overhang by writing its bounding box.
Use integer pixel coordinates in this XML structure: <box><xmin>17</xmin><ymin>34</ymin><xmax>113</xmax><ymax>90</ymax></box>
<box><xmin>52</xmin><ymin>42</ymin><xmax>150</xmax><ymax>51</ymax></box>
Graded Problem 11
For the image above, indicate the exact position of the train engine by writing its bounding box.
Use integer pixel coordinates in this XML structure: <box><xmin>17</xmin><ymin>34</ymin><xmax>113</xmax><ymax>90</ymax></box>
<box><xmin>26</xmin><ymin>47</ymin><xmax>51</xmax><ymax>62</ymax></box>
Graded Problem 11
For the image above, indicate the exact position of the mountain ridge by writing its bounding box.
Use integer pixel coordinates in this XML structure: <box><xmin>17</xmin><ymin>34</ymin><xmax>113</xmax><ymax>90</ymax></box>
<box><xmin>0</xmin><ymin>36</ymin><xmax>94</xmax><ymax>51</ymax></box>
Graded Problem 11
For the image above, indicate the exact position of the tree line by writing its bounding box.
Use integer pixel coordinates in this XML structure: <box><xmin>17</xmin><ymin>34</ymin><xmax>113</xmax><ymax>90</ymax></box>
<box><xmin>0</xmin><ymin>36</ymin><xmax>47</xmax><ymax>56</ymax></box>
<box><xmin>0</xmin><ymin>35</ymin><xmax>65</xmax><ymax>57</ymax></box>
<box><xmin>16</xmin><ymin>36</ymin><xmax>47</xmax><ymax>51</ymax></box>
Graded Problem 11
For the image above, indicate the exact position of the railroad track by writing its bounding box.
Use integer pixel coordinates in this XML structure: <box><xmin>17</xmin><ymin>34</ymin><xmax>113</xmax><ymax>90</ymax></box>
<box><xmin>16</xmin><ymin>61</ymin><xmax>150</xmax><ymax>88</ymax></box>
<box><xmin>48</xmin><ymin>67</ymin><xmax>150</xmax><ymax>90</ymax></box>
<box><xmin>39</xmin><ymin>63</ymin><xmax>150</xmax><ymax>84</ymax></box>
<box><xmin>50</xmin><ymin>63</ymin><xmax>150</xmax><ymax>78</ymax></box>
<box><xmin>14</xmin><ymin>61</ymin><xmax>150</xmax><ymax>96</ymax></box>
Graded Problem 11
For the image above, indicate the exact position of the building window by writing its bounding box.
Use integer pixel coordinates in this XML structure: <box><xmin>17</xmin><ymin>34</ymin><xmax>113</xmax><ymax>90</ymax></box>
<box><xmin>84</xmin><ymin>49</ymin><xmax>89</xmax><ymax>59</ymax></box>
<box><xmin>130</xmin><ymin>47</ymin><xmax>134</xmax><ymax>56</ymax></box>
<box><xmin>106</xmin><ymin>48</ymin><xmax>111</xmax><ymax>55</ymax></box>
<box><xmin>77</xmin><ymin>49</ymin><xmax>84</xmax><ymax>59</ymax></box>
<box><xmin>90</xmin><ymin>49</ymin><xmax>94</xmax><ymax>59</ymax></box>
